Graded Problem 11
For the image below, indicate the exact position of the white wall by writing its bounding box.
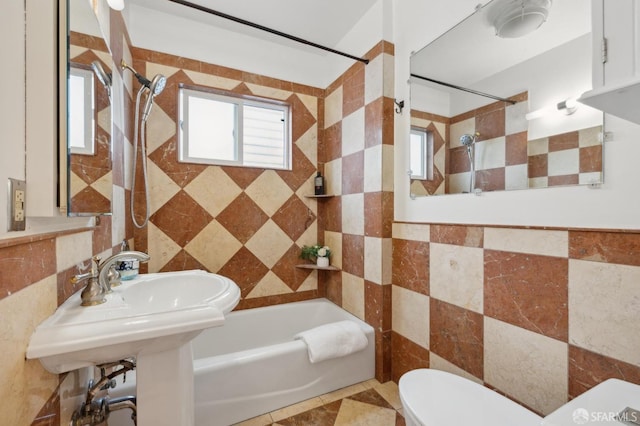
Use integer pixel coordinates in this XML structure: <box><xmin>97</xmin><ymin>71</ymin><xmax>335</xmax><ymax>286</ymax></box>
<box><xmin>393</xmin><ymin>0</ymin><xmax>640</xmax><ymax>229</ymax></box>
<box><xmin>0</xmin><ymin>1</ymin><xmax>26</xmax><ymax>232</ymax></box>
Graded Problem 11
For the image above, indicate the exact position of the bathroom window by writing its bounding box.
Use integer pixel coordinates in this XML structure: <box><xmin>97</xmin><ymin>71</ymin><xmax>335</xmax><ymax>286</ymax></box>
<box><xmin>68</xmin><ymin>65</ymin><xmax>95</xmax><ymax>155</ymax></box>
<box><xmin>410</xmin><ymin>126</ymin><xmax>433</xmax><ymax>180</ymax></box>
<box><xmin>179</xmin><ymin>86</ymin><xmax>291</xmax><ymax>170</ymax></box>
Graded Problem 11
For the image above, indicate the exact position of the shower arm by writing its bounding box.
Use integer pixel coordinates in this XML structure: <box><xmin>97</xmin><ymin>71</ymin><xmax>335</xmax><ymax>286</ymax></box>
<box><xmin>121</xmin><ymin>59</ymin><xmax>152</xmax><ymax>88</ymax></box>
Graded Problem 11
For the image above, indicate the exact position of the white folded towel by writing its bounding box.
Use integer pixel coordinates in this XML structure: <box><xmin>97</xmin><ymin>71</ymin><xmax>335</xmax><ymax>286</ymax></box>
<box><xmin>294</xmin><ymin>320</ymin><xmax>368</xmax><ymax>363</ymax></box>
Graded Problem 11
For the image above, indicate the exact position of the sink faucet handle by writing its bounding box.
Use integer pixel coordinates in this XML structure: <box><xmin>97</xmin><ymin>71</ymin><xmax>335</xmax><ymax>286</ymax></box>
<box><xmin>92</xmin><ymin>256</ymin><xmax>102</xmax><ymax>273</ymax></box>
<box><xmin>71</xmin><ymin>272</ymin><xmax>93</xmax><ymax>285</ymax></box>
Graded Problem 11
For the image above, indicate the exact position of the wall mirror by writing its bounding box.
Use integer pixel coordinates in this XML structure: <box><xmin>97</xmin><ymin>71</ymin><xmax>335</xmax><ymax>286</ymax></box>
<box><xmin>66</xmin><ymin>0</ymin><xmax>113</xmax><ymax>215</ymax></box>
<box><xmin>409</xmin><ymin>0</ymin><xmax>604</xmax><ymax>197</ymax></box>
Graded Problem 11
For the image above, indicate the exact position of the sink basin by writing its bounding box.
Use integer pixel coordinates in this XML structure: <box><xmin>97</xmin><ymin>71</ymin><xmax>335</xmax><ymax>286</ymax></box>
<box><xmin>26</xmin><ymin>269</ymin><xmax>240</xmax><ymax>374</ymax></box>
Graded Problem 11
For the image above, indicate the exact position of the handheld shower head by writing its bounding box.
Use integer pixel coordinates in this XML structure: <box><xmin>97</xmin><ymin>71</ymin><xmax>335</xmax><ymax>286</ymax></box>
<box><xmin>142</xmin><ymin>74</ymin><xmax>167</xmax><ymax>121</ymax></box>
<box><xmin>460</xmin><ymin>133</ymin><xmax>479</xmax><ymax>147</ymax></box>
<box><xmin>91</xmin><ymin>60</ymin><xmax>112</xmax><ymax>88</ymax></box>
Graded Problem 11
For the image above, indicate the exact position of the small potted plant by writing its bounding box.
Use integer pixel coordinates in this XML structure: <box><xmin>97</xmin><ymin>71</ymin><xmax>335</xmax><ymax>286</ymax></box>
<box><xmin>300</xmin><ymin>244</ymin><xmax>331</xmax><ymax>267</ymax></box>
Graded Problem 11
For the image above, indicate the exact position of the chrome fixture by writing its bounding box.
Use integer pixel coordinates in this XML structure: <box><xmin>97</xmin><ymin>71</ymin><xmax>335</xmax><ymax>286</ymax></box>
<box><xmin>97</xmin><ymin>251</ymin><xmax>150</xmax><ymax>292</ymax></box>
<box><xmin>121</xmin><ymin>60</ymin><xmax>167</xmax><ymax>228</ymax></box>
<box><xmin>72</xmin><ymin>257</ymin><xmax>105</xmax><ymax>306</ymax></box>
<box><xmin>91</xmin><ymin>60</ymin><xmax>112</xmax><ymax>101</ymax></box>
<box><xmin>71</xmin><ymin>252</ymin><xmax>150</xmax><ymax>307</ymax></box>
<box><xmin>71</xmin><ymin>359</ymin><xmax>137</xmax><ymax>426</ymax></box>
<box><xmin>460</xmin><ymin>132</ymin><xmax>480</xmax><ymax>193</ymax></box>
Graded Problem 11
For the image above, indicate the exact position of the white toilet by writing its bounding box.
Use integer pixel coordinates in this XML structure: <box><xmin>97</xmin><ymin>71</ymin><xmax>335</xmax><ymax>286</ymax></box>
<box><xmin>399</xmin><ymin>369</ymin><xmax>542</xmax><ymax>426</ymax></box>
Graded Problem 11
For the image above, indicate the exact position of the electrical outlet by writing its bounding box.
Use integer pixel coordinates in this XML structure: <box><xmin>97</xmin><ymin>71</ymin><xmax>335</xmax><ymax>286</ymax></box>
<box><xmin>8</xmin><ymin>178</ymin><xmax>26</xmax><ymax>231</ymax></box>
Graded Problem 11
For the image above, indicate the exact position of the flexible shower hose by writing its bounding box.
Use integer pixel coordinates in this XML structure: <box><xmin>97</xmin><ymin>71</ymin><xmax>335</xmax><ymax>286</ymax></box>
<box><xmin>130</xmin><ymin>87</ymin><xmax>151</xmax><ymax>229</ymax></box>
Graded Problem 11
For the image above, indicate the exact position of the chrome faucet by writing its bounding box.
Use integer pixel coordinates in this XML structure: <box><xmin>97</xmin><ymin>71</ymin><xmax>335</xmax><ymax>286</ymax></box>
<box><xmin>71</xmin><ymin>251</ymin><xmax>150</xmax><ymax>307</ymax></box>
<box><xmin>97</xmin><ymin>251</ymin><xmax>150</xmax><ymax>292</ymax></box>
<box><xmin>72</xmin><ymin>256</ymin><xmax>105</xmax><ymax>307</ymax></box>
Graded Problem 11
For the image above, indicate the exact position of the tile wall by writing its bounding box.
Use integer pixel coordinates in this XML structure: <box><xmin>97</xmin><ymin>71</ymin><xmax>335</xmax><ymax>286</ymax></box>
<box><xmin>409</xmin><ymin>110</ymin><xmax>448</xmax><ymax>196</ymax></box>
<box><xmin>391</xmin><ymin>223</ymin><xmax>640</xmax><ymax>415</ymax></box>
<box><xmin>68</xmin><ymin>32</ymin><xmax>113</xmax><ymax>214</ymax></box>
<box><xmin>528</xmin><ymin>126</ymin><xmax>603</xmax><ymax>187</ymax></box>
<box><xmin>449</xmin><ymin>93</ymin><xmax>528</xmax><ymax>193</ymax></box>
<box><xmin>130</xmin><ymin>48</ymin><xmax>325</xmax><ymax>309</ymax></box>
<box><xmin>321</xmin><ymin>41</ymin><xmax>395</xmax><ymax>381</ymax></box>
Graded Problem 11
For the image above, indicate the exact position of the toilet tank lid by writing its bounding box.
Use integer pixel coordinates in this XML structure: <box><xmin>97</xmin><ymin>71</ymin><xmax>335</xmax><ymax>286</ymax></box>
<box><xmin>399</xmin><ymin>369</ymin><xmax>542</xmax><ymax>426</ymax></box>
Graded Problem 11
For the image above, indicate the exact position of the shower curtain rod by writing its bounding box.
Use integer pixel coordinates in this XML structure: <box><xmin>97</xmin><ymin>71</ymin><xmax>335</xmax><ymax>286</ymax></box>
<box><xmin>168</xmin><ymin>0</ymin><xmax>370</xmax><ymax>64</ymax></box>
<box><xmin>410</xmin><ymin>74</ymin><xmax>516</xmax><ymax>104</ymax></box>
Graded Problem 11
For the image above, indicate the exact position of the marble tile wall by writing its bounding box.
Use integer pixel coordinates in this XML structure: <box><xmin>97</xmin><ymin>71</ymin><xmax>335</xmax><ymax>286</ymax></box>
<box><xmin>321</xmin><ymin>41</ymin><xmax>395</xmax><ymax>382</ymax></box>
<box><xmin>391</xmin><ymin>223</ymin><xmax>640</xmax><ymax>415</ymax></box>
<box><xmin>409</xmin><ymin>110</ymin><xmax>448</xmax><ymax>196</ymax></box>
<box><xmin>449</xmin><ymin>94</ymin><xmax>528</xmax><ymax>193</ymax></box>
<box><xmin>130</xmin><ymin>48</ymin><xmax>325</xmax><ymax>309</ymax></box>
<box><xmin>528</xmin><ymin>126</ymin><xmax>603</xmax><ymax>187</ymax></box>
<box><xmin>68</xmin><ymin>32</ymin><xmax>112</xmax><ymax>214</ymax></box>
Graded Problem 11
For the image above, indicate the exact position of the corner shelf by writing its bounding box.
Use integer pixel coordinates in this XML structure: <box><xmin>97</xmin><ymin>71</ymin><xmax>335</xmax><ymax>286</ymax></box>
<box><xmin>304</xmin><ymin>194</ymin><xmax>335</xmax><ymax>199</ymax></box>
<box><xmin>296</xmin><ymin>264</ymin><xmax>340</xmax><ymax>271</ymax></box>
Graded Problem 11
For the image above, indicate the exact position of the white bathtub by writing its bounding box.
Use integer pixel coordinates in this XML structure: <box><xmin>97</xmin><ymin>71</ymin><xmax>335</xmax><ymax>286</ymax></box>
<box><xmin>192</xmin><ymin>298</ymin><xmax>375</xmax><ymax>425</ymax></box>
<box><xmin>108</xmin><ymin>298</ymin><xmax>375</xmax><ymax>426</ymax></box>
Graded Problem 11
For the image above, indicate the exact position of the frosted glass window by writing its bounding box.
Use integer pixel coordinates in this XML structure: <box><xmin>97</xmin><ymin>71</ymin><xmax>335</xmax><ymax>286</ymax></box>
<box><xmin>179</xmin><ymin>86</ymin><xmax>290</xmax><ymax>170</ymax></box>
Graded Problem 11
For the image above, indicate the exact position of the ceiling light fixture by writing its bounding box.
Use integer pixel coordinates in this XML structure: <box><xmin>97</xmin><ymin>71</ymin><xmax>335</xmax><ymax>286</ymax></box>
<box><xmin>106</xmin><ymin>0</ymin><xmax>124</xmax><ymax>11</ymax></box>
<box><xmin>490</xmin><ymin>0</ymin><xmax>552</xmax><ymax>38</ymax></box>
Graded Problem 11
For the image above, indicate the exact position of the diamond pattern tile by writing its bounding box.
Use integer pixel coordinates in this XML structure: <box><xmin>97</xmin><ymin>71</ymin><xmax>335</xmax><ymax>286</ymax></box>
<box><xmin>246</xmin><ymin>271</ymin><xmax>294</xmax><ymax>299</ymax></box>
<box><xmin>271</xmin><ymin>244</ymin><xmax>313</xmax><ymax>291</ymax></box>
<box><xmin>150</xmin><ymin>190</ymin><xmax>213</xmax><ymax>246</ymax></box>
<box><xmin>218</xmin><ymin>247</ymin><xmax>269</xmax><ymax>297</ymax></box>
<box><xmin>277</xmin><ymin>144</ymin><xmax>317</xmax><ymax>192</ymax></box>
<box><xmin>148</xmin><ymin>138</ymin><xmax>207</xmax><ymax>188</ymax></box>
<box><xmin>147</xmin><ymin>222</ymin><xmax>182</xmax><ymax>272</ymax></box>
<box><xmin>221</xmin><ymin>167</ymin><xmax>264</xmax><ymax>190</ymax></box>
<box><xmin>245</xmin><ymin>171</ymin><xmax>294</xmax><ymax>217</ymax></box>
<box><xmin>272</xmin><ymin>195</ymin><xmax>315</xmax><ymax>242</ymax></box>
<box><xmin>289</xmin><ymin>93</ymin><xmax>317</xmax><ymax>142</ymax></box>
<box><xmin>184</xmin><ymin>220</ymin><xmax>242</xmax><ymax>272</ymax></box>
<box><xmin>216</xmin><ymin>193</ymin><xmax>269</xmax><ymax>244</ymax></box>
<box><xmin>184</xmin><ymin>167</ymin><xmax>242</xmax><ymax>217</ymax></box>
<box><xmin>245</xmin><ymin>220</ymin><xmax>294</xmax><ymax>269</ymax></box>
<box><xmin>159</xmin><ymin>250</ymin><xmax>206</xmax><ymax>272</ymax></box>
<box><xmin>147</xmin><ymin>161</ymin><xmax>181</xmax><ymax>215</ymax></box>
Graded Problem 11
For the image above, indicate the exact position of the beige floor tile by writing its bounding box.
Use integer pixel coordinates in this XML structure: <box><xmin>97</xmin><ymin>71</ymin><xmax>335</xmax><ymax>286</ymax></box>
<box><xmin>319</xmin><ymin>382</ymin><xmax>369</xmax><ymax>404</ymax></box>
<box><xmin>233</xmin><ymin>413</ymin><xmax>273</xmax><ymax>426</ymax></box>
<box><xmin>270</xmin><ymin>397</ymin><xmax>325</xmax><ymax>422</ymax></box>
<box><xmin>334</xmin><ymin>399</ymin><xmax>397</xmax><ymax>426</ymax></box>
<box><xmin>373</xmin><ymin>381</ymin><xmax>403</xmax><ymax>410</ymax></box>
<box><xmin>361</xmin><ymin>378</ymin><xmax>382</xmax><ymax>390</ymax></box>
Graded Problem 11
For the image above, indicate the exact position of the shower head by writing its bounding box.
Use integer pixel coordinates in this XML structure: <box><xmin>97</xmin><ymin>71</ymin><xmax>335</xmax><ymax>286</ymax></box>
<box><xmin>121</xmin><ymin>60</ymin><xmax>167</xmax><ymax>121</ymax></box>
<box><xmin>91</xmin><ymin>60</ymin><xmax>112</xmax><ymax>88</ymax></box>
<box><xmin>460</xmin><ymin>132</ymin><xmax>479</xmax><ymax>147</ymax></box>
<box><xmin>141</xmin><ymin>74</ymin><xmax>167</xmax><ymax>121</ymax></box>
<box><xmin>148</xmin><ymin>74</ymin><xmax>167</xmax><ymax>96</ymax></box>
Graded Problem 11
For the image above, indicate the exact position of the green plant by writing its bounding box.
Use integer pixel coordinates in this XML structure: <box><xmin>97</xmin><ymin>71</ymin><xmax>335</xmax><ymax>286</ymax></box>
<box><xmin>300</xmin><ymin>244</ymin><xmax>331</xmax><ymax>260</ymax></box>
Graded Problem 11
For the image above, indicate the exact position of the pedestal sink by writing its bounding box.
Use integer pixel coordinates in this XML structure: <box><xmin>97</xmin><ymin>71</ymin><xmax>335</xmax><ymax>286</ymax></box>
<box><xmin>27</xmin><ymin>269</ymin><xmax>241</xmax><ymax>426</ymax></box>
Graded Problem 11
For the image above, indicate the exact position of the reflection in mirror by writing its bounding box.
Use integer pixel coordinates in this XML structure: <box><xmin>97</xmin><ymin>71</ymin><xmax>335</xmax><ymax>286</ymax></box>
<box><xmin>67</xmin><ymin>0</ymin><xmax>113</xmax><ymax>215</ymax></box>
<box><xmin>409</xmin><ymin>0</ymin><xmax>603</xmax><ymax>198</ymax></box>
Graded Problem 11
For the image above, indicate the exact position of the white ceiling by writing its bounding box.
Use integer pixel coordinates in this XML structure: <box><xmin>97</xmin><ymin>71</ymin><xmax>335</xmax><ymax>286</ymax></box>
<box><xmin>128</xmin><ymin>0</ymin><xmax>379</xmax><ymax>48</ymax></box>
<box><xmin>125</xmin><ymin>0</ymin><xmax>380</xmax><ymax>88</ymax></box>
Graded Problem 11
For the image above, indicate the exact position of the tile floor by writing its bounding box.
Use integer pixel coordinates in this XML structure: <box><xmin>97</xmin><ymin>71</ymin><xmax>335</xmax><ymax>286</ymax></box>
<box><xmin>234</xmin><ymin>379</ymin><xmax>406</xmax><ymax>426</ymax></box>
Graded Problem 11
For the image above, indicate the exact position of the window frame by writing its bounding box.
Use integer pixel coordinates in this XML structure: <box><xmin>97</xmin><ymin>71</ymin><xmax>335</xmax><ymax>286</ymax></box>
<box><xmin>68</xmin><ymin>64</ymin><xmax>96</xmax><ymax>156</ymax></box>
<box><xmin>410</xmin><ymin>126</ymin><xmax>434</xmax><ymax>180</ymax></box>
<box><xmin>178</xmin><ymin>84</ymin><xmax>292</xmax><ymax>170</ymax></box>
